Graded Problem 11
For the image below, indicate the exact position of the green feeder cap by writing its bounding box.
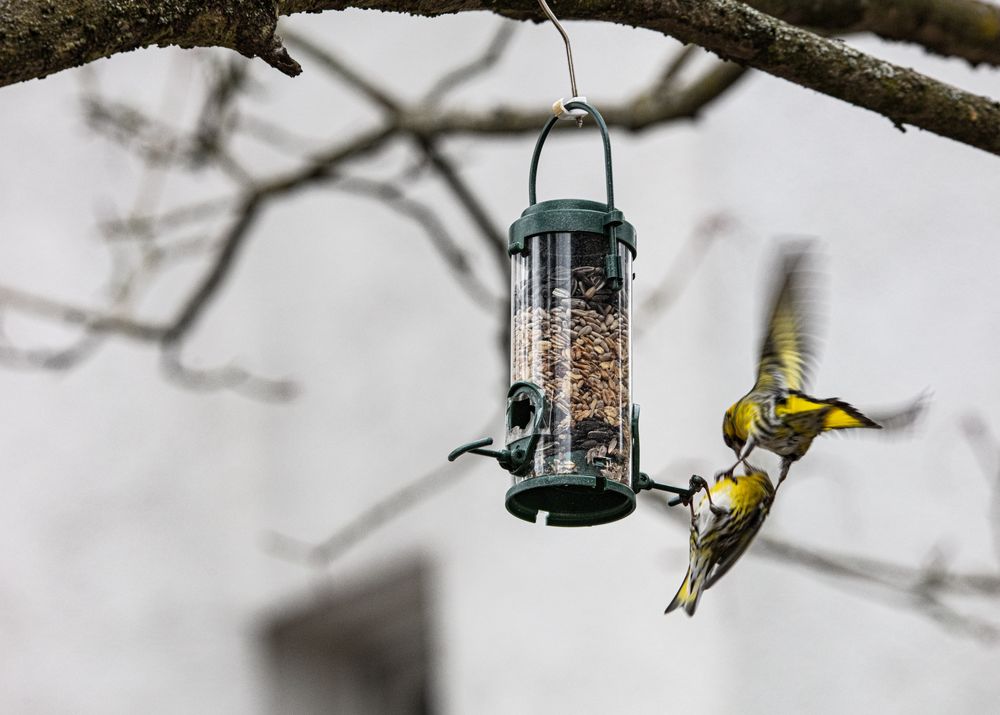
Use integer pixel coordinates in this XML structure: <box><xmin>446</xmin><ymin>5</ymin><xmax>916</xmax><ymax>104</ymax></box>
<box><xmin>508</xmin><ymin>99</ymin><xmax>637</xmax><ymax>261</ymax></box>
<box><xmin>509</xmin><ymin>198</ymin><xmax>636</xmax><ymax>257</ymax></box>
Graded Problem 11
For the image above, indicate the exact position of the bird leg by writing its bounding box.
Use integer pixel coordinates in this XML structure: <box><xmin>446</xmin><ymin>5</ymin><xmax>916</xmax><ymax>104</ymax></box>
<box><xmin>720</xmin><ymin>439</ymin><xmax>756</xmax><ymax>482</ymax></box>
<box><xmin>774</xmin><ymin>459</ymin><xmax>792</xmax><ymax>493</ymax></box>
<box><xmin>677</xmin><ymin>475</ymin><xmax>716</xmax><ymax>518</ymax></box>
<box><xmin>688</xmin><ymin>474</ymin><xmax>726</xmax><ymax>517</ymax></box>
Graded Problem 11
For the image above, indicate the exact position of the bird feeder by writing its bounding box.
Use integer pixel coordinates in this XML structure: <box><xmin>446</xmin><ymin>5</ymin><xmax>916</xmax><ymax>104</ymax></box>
<box><xmin>450</xmin><ymin>101</ymin><xmax>649</xmax><ymax>526</ymax></box>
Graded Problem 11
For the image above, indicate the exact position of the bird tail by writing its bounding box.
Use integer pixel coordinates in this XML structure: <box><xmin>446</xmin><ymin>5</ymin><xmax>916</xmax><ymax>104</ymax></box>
<box><xmin>785</xmin><ymin>391</ymin><xmax>881</xmax><ymax>431</ymax></box>
<box><xmin>665</xmin><ymin>566</ymin><xmax>707</xmax><ymax>617</ymax></box>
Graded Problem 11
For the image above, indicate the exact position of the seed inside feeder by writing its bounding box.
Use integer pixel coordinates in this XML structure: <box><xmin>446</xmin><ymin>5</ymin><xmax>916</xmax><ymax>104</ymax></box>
<box><xmin>510</xmin><ymin>232</ymin><xmax>632</xmax><ymax>487</ymax></box>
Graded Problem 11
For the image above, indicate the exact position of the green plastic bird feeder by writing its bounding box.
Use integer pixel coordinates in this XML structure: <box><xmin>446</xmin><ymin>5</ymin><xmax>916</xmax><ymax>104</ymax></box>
<box><xmin>450</xmin><ymin>101</ymin><xmax>693</xmax><ymax>526</ymax></box>
<box><xmin>448</xmin><ymin>101</ymin><xmax>637</xmax><ymax>525</ymax></box>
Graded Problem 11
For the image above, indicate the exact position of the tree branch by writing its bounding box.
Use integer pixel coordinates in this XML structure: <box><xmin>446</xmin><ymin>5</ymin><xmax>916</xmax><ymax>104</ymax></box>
<box><xmin>646</xmin><ymin>487</ymin><xmax>1000</xmax><ymax>640</ymax></box>
<box><xmin>961</xmin><ymin>414</ymin><xmax>1000</xmax><ymax>566</ymax></box>
<box><xmin>634</xmin><ymin>213</ymin><xmax>734</xmax><ymax>339</ymax></box>
<box><xmin>9</xmin><ymin>1</ymin><xmax>1000</xmax><ymax>157</ymax></box>
<box><xmin>1</xmin><ymin>0</ymin><xmax>301</xmax><ymax>88</ymax></box>
<box><xmin>285</xmin><ymin>0</ymin><xmax>1000</xmax><ymax>156</ymax></box>
<box><xmin>0</xmin><ymin>284</ymin><xmax>166</xmax><ymax>342</ymax></box>
<box><xmin>264</xmin><ymin>412</ymin><xmax>501</xmax><ymax>565</ymax></box>
<box><xmin>414</xmin><ymin>136</ymin><xmax>508</xmax><ymax>278</ymax></box>
<box><xmin>423</xmin><ymin>21</ymin><xmax>518</xmax><ymax>105</ymax></box>
<box><xmin>159</xmin><ymin>343</ymin><xmax>298</xmax><ymax>401</ymax></box>
<box><xmin>282</xmin><ymin>28</ymin><xmax>401</xmax><ymax>112</ymax></box>
<box><xmin>332</xmin><ymin>175</ymin><xmax>501</xmax><ymax>312</ymax></box>
<box><xmin>746</xmin><ymin>0</ymin><xmax>1000</xmax><ymax>67</ymax></box>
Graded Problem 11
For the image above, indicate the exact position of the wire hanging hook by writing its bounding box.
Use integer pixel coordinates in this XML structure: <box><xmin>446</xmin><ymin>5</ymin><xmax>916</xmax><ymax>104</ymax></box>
<box><xmin>536</xmin><ymin>0</ymin><xmax>585</xmax><ymax>127</ymax></box>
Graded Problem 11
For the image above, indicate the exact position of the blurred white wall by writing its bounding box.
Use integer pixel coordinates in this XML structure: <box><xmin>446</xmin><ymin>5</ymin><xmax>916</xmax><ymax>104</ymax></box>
<box><xmin>1</xmin><ymin>8</ymin><xmax>999</xmax><ymax>714</ymax></box>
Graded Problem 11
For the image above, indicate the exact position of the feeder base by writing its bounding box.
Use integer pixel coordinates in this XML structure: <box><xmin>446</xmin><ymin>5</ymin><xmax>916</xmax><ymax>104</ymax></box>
<box><xmin>505</xmin><ymin>475</ymin><xmax>635</xmax><ymax>527</ymax></box>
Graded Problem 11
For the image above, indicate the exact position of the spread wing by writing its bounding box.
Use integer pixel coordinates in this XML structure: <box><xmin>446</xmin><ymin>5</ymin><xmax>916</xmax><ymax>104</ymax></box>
<box><xmin>704</xmin><ymin>504</ymin><xmax>769</xmax><ymax>590</ymax></box>
<box><xmin>754</xmin><ymin>245</ymin><xmax>820</xmax><ymax>394</ymax></box>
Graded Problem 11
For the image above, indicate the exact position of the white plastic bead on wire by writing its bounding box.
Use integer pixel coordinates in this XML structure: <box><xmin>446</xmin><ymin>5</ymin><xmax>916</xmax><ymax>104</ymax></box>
<box><xmin>552</xmin><ymin>96</ymin><xmax>589</xmax><ymax>121</ymax></box>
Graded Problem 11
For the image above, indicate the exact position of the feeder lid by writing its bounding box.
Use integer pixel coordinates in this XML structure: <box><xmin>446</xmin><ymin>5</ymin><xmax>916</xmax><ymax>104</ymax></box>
<box><xmin>508</xmin><ymin>198</ymin><xmax>637</xmax><ymax>257</ymax></box>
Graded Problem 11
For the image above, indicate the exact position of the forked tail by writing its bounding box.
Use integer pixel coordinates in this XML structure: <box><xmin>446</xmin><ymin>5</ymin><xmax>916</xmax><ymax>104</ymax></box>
<box><xmin>665</xmin><ymin>566</ymin><xmax>707</xmax><ymax>617</ymax></box>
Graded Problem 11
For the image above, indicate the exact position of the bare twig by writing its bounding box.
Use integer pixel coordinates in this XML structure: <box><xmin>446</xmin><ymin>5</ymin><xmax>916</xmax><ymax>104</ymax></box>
<box><xmin>264</xmin><ymin>413</ymin><xmax>501</xmax><ymax>565</ymax></box>
<box><xmin>100</xmin><ymin>198</ymin><xmax>235</xmax><ymax>240</ymax></box>
<box><xmin>0</xmin><ymin>322</ymin><xmax>104</xmax><ymax>372</ymax></box>
<box><xmin>83</xmin><ymin>95</ymin><xmax>186</xmax><ymax>165</ymax></box>
<box><xmin>961</xmin><ymin>414</ymin><xmax>1000</xmax><ymax>566</ymax></box>
<box><xmin>160</xmin><ymin>196</ymin><xmax>263</xmax><ymax>345</ymax></box>
<box><xmin>651</xmin><ymin>44</ymin><xmax>700</xmax><ymax>96</ymax></box>
<box><xmin>646</xmin><ymin>488</ymin><xmax>1000</xmax><ymax>640</ymax></box>
<box><xmin>160</xmin><ymin>344</ymin><xmax>299</xmax><ymax>402</ymax></box>
<box><xmin>282</xmin><ymin>28</ymin><xmax>401</xmax><ymax>113</ymax></box>
<box><xmin>189</xmin><ymin>56</ymin><xmax>251</xmax><ymax>167</ymax></box>
<box><xmin>0</xmin><ymin>284</ymin><xmax>165</xmax><ymax>342</ymax></box>
<box><xmin>634</xmin><ymin>213</ymin><xmax>734</xmax><ymax>338</ymax></box>
<box><xmin>414</xmin><ymin>136</ymin><xmax>508</xmax><ymax>279</ymax></box>
<box><xmin>234</xmin><ymin>111</ymin><xmax>325</xmax><ymax>155</ymax></box>
<box><xmin>332</xmin><ymin>176</ymin><xmax>501</xmax><ymax>312</ymax></box>
<box><xmin>423</xmin><ymin>21</ymin><xmax>518</xmax><ymax>105</ymax></box>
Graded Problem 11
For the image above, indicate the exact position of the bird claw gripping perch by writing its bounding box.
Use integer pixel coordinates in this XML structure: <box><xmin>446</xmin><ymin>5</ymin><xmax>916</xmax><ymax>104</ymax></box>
<box><xmin>636</xmin><ymin>472</ymin><xmax>712</xmax><ymax>509</ymax></box>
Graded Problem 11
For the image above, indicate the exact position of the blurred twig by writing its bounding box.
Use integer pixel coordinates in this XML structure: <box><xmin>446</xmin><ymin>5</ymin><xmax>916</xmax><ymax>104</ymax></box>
<box><xmin>645</xmin><ymin>484</ymin><xmax>1000</xmax><ymax>642</ymax></box>
<box><xmin>423</xmin><ymin>21</ymin><xmax>518</xmax><ymax>105</ymax></box>
<box><xmin>265</xmin><ymin>413</ymin><xmax>501</xmax><ymax>566</ymax></box>
<box><xmin>634</xmin><ymin>213</ymin><xmax>734</xmax><ymax>338</ymax></box>
<box><xmin>282</xmin><ymin>29</ymin><xmax>401</xmax><ymax>113</ymax></box>
<box><xmin>414</xmin><ymin>136</ymin><xmax>507</xmax><ymax>279</ymax></box>
<box><xmin>160</xmin><ymin>344</ymin><xmax>298</xmax><ymax>402</ymax></box>
<box><xmin>10</xmin><ymin>23</ymin><xmax>750</xmax><ymax>399</ymax></box>
<box><xmin>331</xmin><ymin>175</ymin><xmax>501</xmax><ymax>312</ymax></box>
<box><xmin>961</xmin><ymin>414</ymin><xmax>1000</xmax><ymax>566</ymax></box>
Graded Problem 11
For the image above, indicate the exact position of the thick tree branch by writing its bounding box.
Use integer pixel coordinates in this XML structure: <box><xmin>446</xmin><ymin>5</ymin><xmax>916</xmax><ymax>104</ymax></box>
<box><xmin>289</xmin><ymin>0</ymin><xmax>1000</xmax><ymax>156</ymax></box>
<box><xmin>746</xmin><ymin>0</ymin><xmax>1000</xmax><ymax>67</ymax></box>
<box><xmin>1</xmin><ymin>0</ymin><xmax>301</xmax><ymax>88</ymax></box>
<box><xmin>8</xmin><ymin>1</ymin><xmax>1000</xmax><ymax>157</ymax></box>
<box><xmin>18</xmin><ymin>58</ymin><xmax>742</xmax><ymax>372</ymax></box>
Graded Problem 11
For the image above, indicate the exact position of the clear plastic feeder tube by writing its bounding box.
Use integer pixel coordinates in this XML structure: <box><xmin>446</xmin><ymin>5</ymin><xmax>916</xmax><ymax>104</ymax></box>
<box><xmin>510</xmin><ymin>230</ymin><xmax>632</xmax><ymax>488</ymax></box>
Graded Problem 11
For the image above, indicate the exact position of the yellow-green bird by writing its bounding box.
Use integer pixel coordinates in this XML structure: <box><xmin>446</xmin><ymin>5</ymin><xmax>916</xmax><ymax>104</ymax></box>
<box><xmin>722</xmin><ymin>247</ymin><xmax>881</xmax><ymax>487</ymax></box>
<box><xmin>665</xmin><ymin>467</ymin><xmax>775</xmax><ymax>616</ymax></box>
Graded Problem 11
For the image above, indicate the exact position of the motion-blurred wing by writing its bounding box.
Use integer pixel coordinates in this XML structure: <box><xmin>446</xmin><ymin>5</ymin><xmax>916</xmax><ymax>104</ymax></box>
<box><xmin>754</xmin><ymin>246</ymin><xmax>819</xmax><ymax>394</ymax></box>
<box><xmin>704</xmin><ymin>506</ymin><xmax>768</xmax><ymax>590</ymax></box>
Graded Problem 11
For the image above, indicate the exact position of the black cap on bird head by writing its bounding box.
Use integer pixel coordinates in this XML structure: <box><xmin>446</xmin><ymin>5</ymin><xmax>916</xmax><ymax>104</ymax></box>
<box><xmin>722</xmin><ymin>407</ymin><xmax>745</xmax><ymax>457</ymax></box>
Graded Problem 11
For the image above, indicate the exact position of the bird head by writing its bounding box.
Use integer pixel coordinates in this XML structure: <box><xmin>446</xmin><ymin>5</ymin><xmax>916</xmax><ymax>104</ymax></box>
<box><xmin>722</xmin><ymin>405</ymin><xmax>745</xmax><ymax>458</ymax></box>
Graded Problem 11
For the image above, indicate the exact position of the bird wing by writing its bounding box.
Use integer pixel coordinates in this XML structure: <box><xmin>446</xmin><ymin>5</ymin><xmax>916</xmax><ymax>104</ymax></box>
<box><xmin>779</xmin><ymin>392</ymin><xmax>880</xmax><ymax>433</ymax></box>
<box><xmin>704</xmin><ymin>504</ymin><xmax>769</xmax><ymax>590</ymax></box>
<box><xmin>753</xmin><ymin>246</ymin><xmax>818</xmax><ymax>395</ymax></box>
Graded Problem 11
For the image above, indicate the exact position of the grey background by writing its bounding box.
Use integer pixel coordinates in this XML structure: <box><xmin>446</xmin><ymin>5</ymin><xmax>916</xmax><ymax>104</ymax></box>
<box><xmin>1</xmin><ymin>8</ymin><xmax>998</xmax><ymax>714</ymax></box>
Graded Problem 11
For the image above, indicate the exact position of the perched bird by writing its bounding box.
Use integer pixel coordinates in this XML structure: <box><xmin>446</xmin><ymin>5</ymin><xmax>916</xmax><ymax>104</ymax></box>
<box><xmin>665</xmin><ymin>467</ymin><xmax>775</xmax><ymax>616</ymax></box>
<box><xmin>722</xmin><ymin>247</ymin><xmax>881</xmax><ymax>487</ymax></box>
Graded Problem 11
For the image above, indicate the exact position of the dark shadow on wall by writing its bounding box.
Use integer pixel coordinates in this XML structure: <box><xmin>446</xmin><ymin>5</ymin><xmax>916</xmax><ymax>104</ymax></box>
<box><xmin>260</xmin><ymin>559</ymin><xmax>435</xmax><ymax>715</ymax></box>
